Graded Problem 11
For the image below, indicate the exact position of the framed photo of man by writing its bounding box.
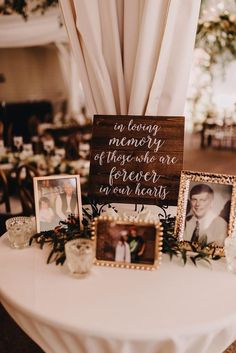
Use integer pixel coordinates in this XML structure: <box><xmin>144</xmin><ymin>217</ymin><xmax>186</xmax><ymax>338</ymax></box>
<box><xmin>33</xmin><ymin>175</ymin><xmax>83</xmax><ymax>232</ymax></box>
<box><xmin>92</xmin><ymin>216</ymin><xmax>163</xmax><ymax>270</ymax></box>
<box><xmin>175</xmin><ymin>171</ymin><xmax>236</xmax><ymax>254</ymax></box>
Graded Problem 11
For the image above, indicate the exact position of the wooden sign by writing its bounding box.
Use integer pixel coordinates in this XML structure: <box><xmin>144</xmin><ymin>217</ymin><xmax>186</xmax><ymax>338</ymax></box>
<box><xmin>88</xmin><ymin>115</ymin><xmax>184</xmax><ymax>205</ymax></box>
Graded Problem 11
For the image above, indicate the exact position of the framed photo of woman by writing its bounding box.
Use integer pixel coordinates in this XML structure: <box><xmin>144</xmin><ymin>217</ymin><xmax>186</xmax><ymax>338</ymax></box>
<box><xmin>33</xmin><ymin>175</ymin><xmax>82</xmax><ymax>232</ymax></box>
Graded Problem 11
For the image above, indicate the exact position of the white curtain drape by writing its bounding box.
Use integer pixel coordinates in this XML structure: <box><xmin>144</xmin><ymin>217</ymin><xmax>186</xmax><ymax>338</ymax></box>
<box><xmin>56</xmin><ymin>43</ymin><xmax>72</xmax><ymax>96</ymax></box>
<box><xmin>56</xmin><ymin>43</ymin><xmax>86</xmax><ymax>113</ymax></box>
<box><xmin>59</xmin><ymin>0</ymin><xmax>201</xmax><ymax>117</ymax></box>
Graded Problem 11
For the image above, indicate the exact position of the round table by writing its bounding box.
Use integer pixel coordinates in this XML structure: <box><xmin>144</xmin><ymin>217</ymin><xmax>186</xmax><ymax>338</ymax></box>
<box><xmin>0</xmin><ymin>234</ymin><xmax>236</xmax><ymax>353</ymax></box>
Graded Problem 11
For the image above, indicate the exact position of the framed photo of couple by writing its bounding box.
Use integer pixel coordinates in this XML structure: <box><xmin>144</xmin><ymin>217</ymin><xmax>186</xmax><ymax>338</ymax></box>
<box><xmin>33</xmin><ymin>175</ymin><xmax>83</xmax><ymax>233</ymax></box>
<box><xmin>175</xmin><ymin>170</ymin><xmax>236</xmax><ymax>254</ymax></box>
<box><xmin>92</xmin><ymin>216</ymin><xmax>163</xmax><ymax>270</ymax></box>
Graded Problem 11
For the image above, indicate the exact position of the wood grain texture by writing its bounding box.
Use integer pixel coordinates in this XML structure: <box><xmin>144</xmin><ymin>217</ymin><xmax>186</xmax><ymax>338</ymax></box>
<box><xmin>89</xmin><ymin>115</ymin><xmax>184</xmax><ymax>205</ymax></box>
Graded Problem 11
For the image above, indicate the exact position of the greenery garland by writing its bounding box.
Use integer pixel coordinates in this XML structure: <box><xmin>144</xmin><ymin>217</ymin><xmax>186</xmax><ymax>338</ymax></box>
<box><xmin>30</xmin><ymin>214</ymin><xmax>90</xmax><ymax>265</ymax></box>
<box><xmin>30</xmin><ymin>200</ymin><xmax>118</xmax><ymax>265</ymax></box>
<box><xmin>30</xmin><ymin>201</ymin><xmax>222</xmax><ymax>267</ymax></box>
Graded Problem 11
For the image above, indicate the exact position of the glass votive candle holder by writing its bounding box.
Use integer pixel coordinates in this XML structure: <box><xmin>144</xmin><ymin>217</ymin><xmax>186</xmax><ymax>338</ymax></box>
<box><xmin>65</xmin><ymin>238</ymin><xmax>94</xmax><ymax>276</ymax></box>
<box><xmin>224</xmin><ymin>236</ymin><xmax>236</xmax><ymax>274</ymax></box>
<box><xmin>6</xmin><ymin>217</ymin><xmax>35</xmax><ymax>249</ymax></box>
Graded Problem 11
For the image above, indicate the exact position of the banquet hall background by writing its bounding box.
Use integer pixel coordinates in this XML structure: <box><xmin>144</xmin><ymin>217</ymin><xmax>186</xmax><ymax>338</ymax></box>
<box><xmin>0</xmin><ymin>0</ymin><xmax>236</xmax><ymax>352</ymax></box>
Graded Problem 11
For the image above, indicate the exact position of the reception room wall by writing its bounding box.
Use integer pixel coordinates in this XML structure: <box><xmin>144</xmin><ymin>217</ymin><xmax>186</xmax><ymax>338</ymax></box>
<box><xmin>0</xmin><ymin>45</ymin><xmax>67</xmax><ymax>103</ymax></box>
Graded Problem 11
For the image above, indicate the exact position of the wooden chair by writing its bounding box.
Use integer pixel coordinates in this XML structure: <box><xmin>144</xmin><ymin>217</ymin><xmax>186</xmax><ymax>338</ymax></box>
<box><xmin>65</xmin><ymin>132</ymin><xmax>81</xmax><ymax>160</ymax></box>
<box><xmin>6</xmin><ymin>122</ymin><xmax>13</xmax><ymax>148</ymax></box>
<box><xmin>15</xmin><ymin>164</ymin><xmax>39</xmax><ymax>216</ymax></box>
<box><xmin>0</xmin><ymin>169</ymin><xmax>11</xmax><ymax>213</ymax></box>
<box><xmin>0</xmin><ymin>120</ymin><xmax>4</xmax><ymax>140</ymax></box>
<box><xmin>0</xmin><ymin>170</ymin><xmax>24</xmax><ymax>235</ymax></box>
<box><xmin>0</xmin><ymin>212</ymin><xmax>23</xmax><ymax>236</ymax></box>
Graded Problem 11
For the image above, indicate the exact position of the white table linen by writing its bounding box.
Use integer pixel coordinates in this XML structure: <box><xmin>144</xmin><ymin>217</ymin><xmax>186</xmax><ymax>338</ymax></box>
<box><xmin>0</xmin><ymin>234</ymin><xmax>236</xmax><ymax>353</ymax></box>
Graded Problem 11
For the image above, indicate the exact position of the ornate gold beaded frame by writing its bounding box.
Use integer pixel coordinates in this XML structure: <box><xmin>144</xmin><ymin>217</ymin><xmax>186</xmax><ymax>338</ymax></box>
<box><xmin>91</xmin><ymin>216</ymin><xmax>163</xmax><ymax>270</ymax></box>
<box><xmin>174</xmin><ymin>170</ymin><xmax>236</xmax><ymax>256</ymax></box>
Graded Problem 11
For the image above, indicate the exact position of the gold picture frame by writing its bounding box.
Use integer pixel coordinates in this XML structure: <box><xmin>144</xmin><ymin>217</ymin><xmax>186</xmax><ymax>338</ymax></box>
<box><xmin>33</xmin><ymin>175</ymin><xmax>83</xmax><ymax>233</ymax></box>
<box><xmin>91</xmin><ymin>216</ymin><xmax>163</xmax><ymax>270</ymax></box>
<box><xmin>174</xmin><ymin>170</ymin><xmax>236</xmax><ymax>256</ymax></box>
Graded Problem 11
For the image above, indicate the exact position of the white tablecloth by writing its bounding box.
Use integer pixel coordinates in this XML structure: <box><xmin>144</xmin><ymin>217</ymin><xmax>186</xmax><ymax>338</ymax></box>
<box><xmin>0</xmin><ymin>234</ymin><xmax>236</xmax><ymax>353</ymax></box>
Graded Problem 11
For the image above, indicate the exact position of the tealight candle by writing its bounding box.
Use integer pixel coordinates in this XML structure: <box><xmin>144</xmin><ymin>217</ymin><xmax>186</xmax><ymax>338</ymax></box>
<box><xmin>65</xmin><ymin>238</ymin><xmax>94</xmax><ymax>276</ymax></box>
<box><xmin>6</xmin><ymin>217</ymin><xmax>35</xmax><ymax>249</ymax></box>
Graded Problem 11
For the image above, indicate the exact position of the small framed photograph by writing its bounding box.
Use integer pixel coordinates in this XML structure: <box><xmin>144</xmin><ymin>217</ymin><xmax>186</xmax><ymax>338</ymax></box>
<box><xmin>175</xmin><ymin>170</ymin><xmax>236</xmax><ymax>254</ymax></box>
<box><xmin>33</xmin><ymin>175</ymin><xmax>83</xmax><ymax>232</ymax></box>
<box><xmin>92</xmin><ymin>216</ymin><xmax>163</xmax><ymax>270</ymax></box>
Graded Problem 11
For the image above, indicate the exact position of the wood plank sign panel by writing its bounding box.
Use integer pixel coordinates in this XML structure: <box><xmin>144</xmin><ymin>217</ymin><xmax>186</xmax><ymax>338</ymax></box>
<box><xmin>88</xmin><ymin>115</ymin><xmax>184</xmax><ymax>205</ymax></box>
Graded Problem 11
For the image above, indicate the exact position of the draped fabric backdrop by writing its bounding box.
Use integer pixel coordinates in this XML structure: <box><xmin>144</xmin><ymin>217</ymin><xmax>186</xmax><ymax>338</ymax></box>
<box><xmin>59</xmin><ymin>0</ymin><xmax>201</xmax><ymax>117</ymax></box>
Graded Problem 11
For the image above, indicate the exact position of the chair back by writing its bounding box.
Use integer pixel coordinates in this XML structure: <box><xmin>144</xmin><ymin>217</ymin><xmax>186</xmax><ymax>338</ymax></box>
<box><xmin>65</xmin><ymin>133</ymin><xmax>80</xmax><ymax>160</ymax></box>
<box><xmin>0</xmin><ymin>169</ymin><xmax>24</xmax><ymax>235</ymax></box>
<box><xmin>0</xmin><ymin>120</ymin><xmax>4</xmax><ymax>140</ymax></box>
<box><xmin>0</xmin><ymin>169</ymin><xmax>11</xmax><ymax>213</ymax></box>
<box><xmin>0</xmin><ymin>212</ymin><xmax>25</xmax><ymax>236</ymax></box>
<box><xmin>16</xmin><ymin>164</ymin><xmax>39</xmax><ymax>216</ymax></box>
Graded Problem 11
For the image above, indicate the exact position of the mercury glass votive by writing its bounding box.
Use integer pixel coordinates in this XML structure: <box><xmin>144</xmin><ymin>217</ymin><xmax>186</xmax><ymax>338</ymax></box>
<box><xmin>224</xmin><ymin>237</ymin><xmax>236</xmax><ymax>274</ymax></box>
<box><xmin>65</xmin><ymin>239</ymin><xmax>94</xmax><ymax>276</ymax></box>
<box><xmin>6</xmin><ymin>217</ymin><xmax>35</xmax><ymax>249</ymax></box>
